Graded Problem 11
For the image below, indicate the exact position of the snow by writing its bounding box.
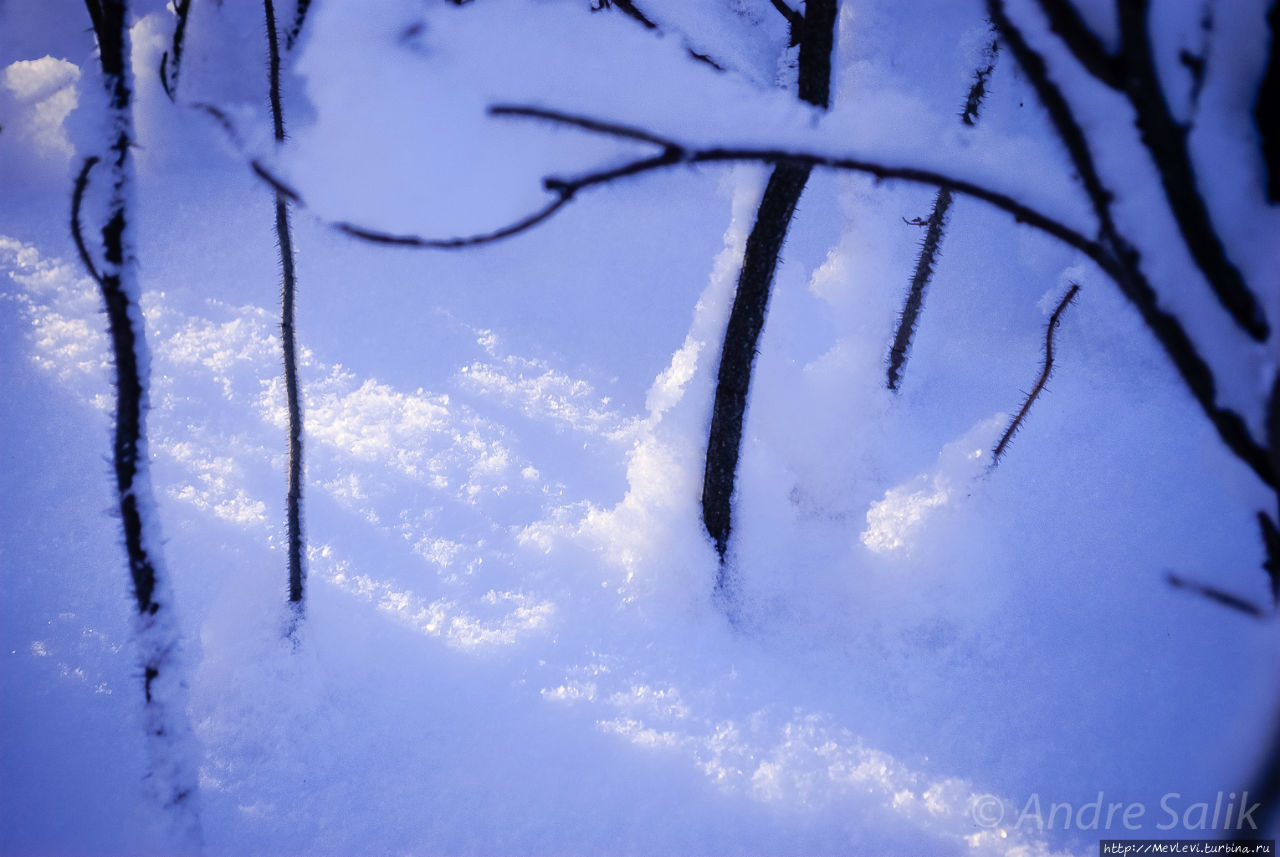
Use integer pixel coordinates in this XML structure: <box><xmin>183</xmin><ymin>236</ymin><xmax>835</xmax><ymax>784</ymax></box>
<box><xmin>2</xmin><ymin>0</ymin><xmax>1277</xmax><ymax>855</ymax></box>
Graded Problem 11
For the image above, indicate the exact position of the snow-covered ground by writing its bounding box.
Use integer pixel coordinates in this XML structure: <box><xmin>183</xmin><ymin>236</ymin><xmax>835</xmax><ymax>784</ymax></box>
<box><xmin>2</xmin><ymin>1</ymin><xmax>1277</xmax><ymax>855</ymax></box>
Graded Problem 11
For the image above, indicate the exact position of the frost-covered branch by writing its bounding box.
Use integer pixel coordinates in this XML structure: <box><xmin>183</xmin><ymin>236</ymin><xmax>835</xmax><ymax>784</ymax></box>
<box><xmin>265</xmin><ymin>0</ymin><xmax>307</xmax><ymax>624</ymax></box>
<box><xmin>887</xmin><ymin>35</ymin><xmax>997</xmax><ymax>392</ymax></box>
<box><xmin>300</xmin><ymin>104</ymin><xmax>1110</xmax><ymax>268</ymax></box>
<box><xmin>80</xmin><ymin>0</ymin><xmax>203</xmax><ymax>845</ymax></box>
<box><xmin>1024</xmin><ymin>0</ymin><xmax>1268</xmax><ymax>340</ymax></box>
<box><xmin>1032</xmin><ymin>0</ymin><xmax>1121</xmax><ymax>88</ymax></box>
<box><xmin>989</xmin><ymin>0</ymin><xmax>1274</xmax><ymax>491</ymax></box>
<box><xmin>991</xmin><ymin>283</ymin><xmax>1079</xmax><ymax>464</ymax></box>
<box><xmin>593</xmin><ymin>0</ymin><xmax>724</xmax><ymax>71</ymax></box>
<box><xmin>1114</xmin><ymin>0</ymin><xmax>1268</xmax><ymax>341</ymax></box>
<box><xmin>239</xmin><ymin>81</ymin><xmax>1273</xmax><ymax>491</ymax></box>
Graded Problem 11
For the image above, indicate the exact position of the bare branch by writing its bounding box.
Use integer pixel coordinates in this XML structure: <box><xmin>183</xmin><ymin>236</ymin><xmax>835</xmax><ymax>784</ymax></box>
<box><xmin>1115</xmin><ymin>0</ymin><xmax>1268</xmax><ymax>340</ymax></box>
<box><xmin>337</xmin><ymin>196</ymin><xmax>573</xmax><ymax>249</ymax></box>
<box><xmin>992</xmin><ymin>283</ymin><xmax>1080</xmax><ymax>463</ymax></box>
<box><xmin>1165</xmin><ymin>572</ymin><xmax>1267</xmax><ymax>619</ymax></box>
<box><xmin>604</xmin><ymin>0</ymin><xmax>657</xmax><ymax>30</ymax></box>
<box><xmin>990</xmin><ymin>0</ymin><xmax>1274</xmax><ymax>490</ymax></box>
<box><xmin>961</xmin><ymin>34</ymin><xmax>999</xmax><ymax>126</ymax></box>
<box><xmin>71</xmin><ymin>156</ymin><xmax>105</xmax><ymax>286</ymax></box>
<box><xmin>287</xmin><ymin>0</ymin><xmax>312</xmax><ymax>50</ymax></box>
<box><xmin>265</xmin><ymin>0</ymin><xmax>306</xmax><ymax>620</ymax></box>
<box><xmin>887</xmin><ymin>187</ymin><xmax>951</xmax><ymax>391</ymax></box>
<box><xmin>890</xmin><ymin>34</ymin><xmax>998</xmax><ymax>392</ymax></box>
<box><xmin>1257</xmin><ymin>1</ymin><xmax>1280</xmax><ymax>202</ymax></box>
<box><xmin>230</xmin><ymin>93</ymin><xmax>1274</xmax><ymax>489</ymax></box>
<box><xmin>490</xmin><ymin>104</ymin><xmax>679</xmax><ymax>148</ymax></box>
<box><xmin>1033</xmin><ymin>0</ymin><xmax>1122</xmax><ymax>88</ymax></box>
<box><xmin>159</xmin><ymin>0</ymin><xmax>192</xmax><ymax>100</ymax></box>
<box><xmin>769</xmin><ymin>0</ymin><xmax>803</xmax><ymax>30</ymax></box>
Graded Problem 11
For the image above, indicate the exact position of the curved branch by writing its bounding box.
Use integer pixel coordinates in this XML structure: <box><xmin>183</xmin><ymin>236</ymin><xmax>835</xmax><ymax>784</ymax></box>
<box><xmin>159</xmin><ymin>0</ymin><xmax>192</xmax><ymax>100</ymax></box>
<box><xmin>992</xmin><ymin>283</ymin><xmax>1080</xmax><ymax>463</ymax></box>
<box><xmin>71</xmin><ymin>156</ymin><xmax>105</xmax><ymax>286</ymax></box>
<box><xmin>233</xmin><ymin>98</ymin><xmax>1273</xmax><ymax>489</ymax></box>
<box><xmin>337</xmin><ymin>195</ymin><xmax>573</xmax><ymax>249</ymax></box>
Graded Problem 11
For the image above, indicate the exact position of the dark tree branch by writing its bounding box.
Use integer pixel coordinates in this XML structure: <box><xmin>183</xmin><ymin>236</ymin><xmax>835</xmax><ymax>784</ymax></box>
<box><xmin>490</xmin><ymin>105</ymin><xmax>677</xmax><ymax>147</ymax></box>
<box><xmin>159</xmin><ymin>0</ymin><xmax>192</xmax><ymax>100</ymax></box>
<box><xmin>484</xmin><ymin>105</ymin><xmax>1115</xmax><ymax>266</ymax></box>
<box><xmin>1030</xmin><ymin>0</ymin><xmax>1267</xmax><ymax>339</ymax></box>
<box><xmin>239</xmin><ymin>94</ymin><xmax>1273</xmax><ymax>490</ymax></box>
<box><xmin>1165</xmin><ymin>572</ymin><xmax>1267</xmax><ymax>619</ymax></box>
<box><xmin>887</xmin><ymin>187</ymin><xmax>951</xmax><ymax>391</ymax></box>
<box><xmin>287</xmin><ymin>0</ymin><xmax>312</xmax><ymax>50</ymax></box>
<box><xmin>704</xmin><ymin>0</ymin><xmax>835</xmax><ymax>572</ymax></box>
<box><xmin>889</xmin><ymin>34</ymin><xmax>997</xmax><ymax>392</ymax></box>
<box><xmin>992</xmin><ymin>283</ymin><xmax>1080</xmax><ymax>463</ymax></box>
<box><xmin>990</xmin><ymin>0</ymin><xmax>1274</xmax><ymax>490</ymax></box>
<box><xmin>704</xmin><ymin>162</ymin><xmax>812</xmax><ymax>567</ymax></box>
<box><xmin>961</xmin><ymin>35</ymin><xmax>999</xmax><ymax>126</ymax></box>
<box><xmin>266</xmin><ymin>0</ymin><xmax>287</xmax><ymax>143</ymax></box>
<box><xmin>769</xmin><ymin>0</ymin><xmax>803</xmax><ymax>31</ymax></box>
<box><xmin>1033</xmin><ymin>0</ymin><xmax>1122</xmax><ymax>88</ymax></box>
<box><xmin>82</xmin><ymin>0</ymin><xmax>203</xmax><ymax>838</ymax></box>
<box><xmin>1259</xmin><ymin>511</ymin><xmax>1280</xmax><ymax>606</ymax></box>
<box><xmin>593</xmin><ymin>0</ymin><xmax>724</xmax><ymax>70</ymax></box>
<box><xmin>1114</xmin><ymin>0</ymin><xmax>1268</xmax><ymax>341</ymax></box>
<box><xmin>71</xmin><ymin>156</ymin><xmax>105</xmax><ymax>286</ymax></box>
<box><xmin>1257</xmin><ymin>1</ymin><xmax>1280</xmax><ymax>203</ymax></box>
<box><xmin>266</xmin><ymin>0</ymin><xmax>306</xmax><ymax>619</ymax></box>
<box><xmin>605</xmin><ymin>0</ymin><xmax>657</xmax><ymax>30</ymax></box>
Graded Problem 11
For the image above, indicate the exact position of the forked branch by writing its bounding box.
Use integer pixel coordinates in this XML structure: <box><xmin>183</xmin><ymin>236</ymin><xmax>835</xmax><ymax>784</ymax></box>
<box><xmin>233</xmin><ymin>96</ymin><xmax>1272</xmax><ymax>490</ymax></box>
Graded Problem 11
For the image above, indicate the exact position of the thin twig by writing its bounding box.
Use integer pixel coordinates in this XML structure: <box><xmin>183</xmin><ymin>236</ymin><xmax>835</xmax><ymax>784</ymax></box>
<box><xmin>71</xmin><ymin>156</ymin><xmax>105</xmax><ymax>286</ymax></box>
<box><xmin>159</xmin><ymin>0</ymin><xmax>192</xmax><ymax>100</ymax></box>
<box><xmin>888</xmin><ymin>34</ymin><xmax>997</xmax><ymax>391</ymax></box>
<box><xmin>992</xmin><ymin>283</ymin><xmax>1079</xmax><ymax>463</ymax></box>
<box><xmin>887</xmin><ymin>187</ymin><xmax>951</xmax><ymax>391</ymax></box>
<box><xmin>266</xmin><ymin>0</ymin><xmax>306</xmax><ymax>618</ymax></box>
<box><xmin>1165</xmin><ymin>572</ymin><xmax>1267</xmax><ymax>619</ymax></box>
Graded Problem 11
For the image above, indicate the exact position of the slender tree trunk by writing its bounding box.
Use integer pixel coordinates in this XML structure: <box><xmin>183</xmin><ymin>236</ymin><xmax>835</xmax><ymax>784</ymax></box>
<box><xmin>703</xmin><ymin>0</ymin><xmax>837</xmax><ymax>577</ymax></box>
<box><xmin>81</xmin><ymin>0</ymin><xmax>203</xmax><ymax>846</ymax></box>
<box><xmin>264</xmin><ymin>0</ymin><xmax>306</xmax><ymax>625</ymax></box>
